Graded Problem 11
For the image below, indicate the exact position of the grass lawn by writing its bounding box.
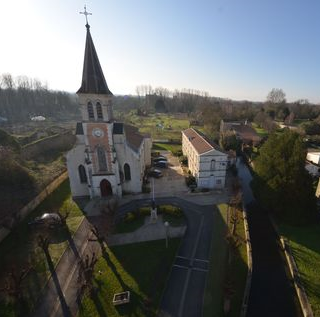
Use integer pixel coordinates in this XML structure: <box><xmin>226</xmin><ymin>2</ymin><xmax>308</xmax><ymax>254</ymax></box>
<box><xmin>152</xmin><ymin>143</ymin><xmax>182</xmax><ymax>154</ymax></box>
<box><xmin>78</xmin><ymin>238</ymin><xmax>181</xmax><ymax>317</ymax></box>
<box><xmin>251</xmin><ymin>123</ymin><xmax>268</xmax><ymax>137</ymax></box>
<box><xmin>203</xmin><ymin>204</ymin><xmax>228</xmax><ymax>317</ymax></box>
<box><xmin>162</xmin><ymin>213</ymin><xmax>186</xmax><ymax>227</ymax></box>
<box><xmin>203</xmin><ymin>204</ymin><xmax>248</xmax><ymax>317</ymax></box>
<box><xmin>114</xmin><ymin>216</ymin><xmax>145</xmax><ymax>234</ymax></box>
<box><xmin>279</xmin><ymin>223</ymin><xmax>320</xmax><ymax>316</ymax></box>
<box><xmin>124</xmin><ymin>113</ymin><xmax>190</xmax><ymax>140</ymax></box>
<box><xmin>227</xmin><ymin>208</ymin><xmax>248</xmax><ymax>317</ymax></box>
<box><xmin>0</xmin><ymin>179</ymin><xmax>84</xmax><ymax>316</ymax></box>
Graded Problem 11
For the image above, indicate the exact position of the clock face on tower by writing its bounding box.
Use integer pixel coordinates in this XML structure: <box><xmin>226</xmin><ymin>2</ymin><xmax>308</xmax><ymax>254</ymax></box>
<box><xmin>92</xmin><ymin>128</ymin><xmax>104</xmax><ymax>138</ymax></box>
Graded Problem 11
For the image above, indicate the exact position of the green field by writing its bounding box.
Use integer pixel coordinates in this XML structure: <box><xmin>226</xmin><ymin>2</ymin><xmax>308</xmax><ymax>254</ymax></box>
<box><xmin>279</xmin><ymin>224</ymin><xmax>320</xmax><ymax>316</ymax></box>
<box><xmin>0</xmin><ymin>179</ymin><xmax>84</xmax><ymax>316</ymax></box>
<box><xmin>152</xmin><ymin>143</ymin><xmax>182</xmax><ymax>154</ymax></box>
<box><xmin>124</xmin><ymin>113</ymin><xmax>190</xmax><ymax>140</ymax></box>
<box><xmin>78</xmin><ymin>238</ymin><xmax>181</xmax><ymax>317</ymax></box>
<box><xmin>251</xmin><ymin>122</ymin><xmax>268</xmax><ymax>137</ymax></box>
<box><xmin>203</xmin><ymin>204</ymin><xmax>248</xmax><ymax>317</ymax></box>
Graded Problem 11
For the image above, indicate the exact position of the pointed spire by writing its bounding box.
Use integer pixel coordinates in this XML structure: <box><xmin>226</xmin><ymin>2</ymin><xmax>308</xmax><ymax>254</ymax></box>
<box><xmin>77</xmin><ymin>19</ymin><xmax>112</xmax><ymax>95</ymax></box>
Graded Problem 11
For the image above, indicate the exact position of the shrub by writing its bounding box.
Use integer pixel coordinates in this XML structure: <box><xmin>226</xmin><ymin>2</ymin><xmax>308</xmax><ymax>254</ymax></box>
<box><xmin>173</xmin><ymin>150</ymin><xmax>183</xmax><ymax>157</ymax></box>
<box><xmin>185</xmin><ymin>175</ymin><xmax>196</xmax><ymax>186</ymax></box>
<box><xmin>139</xmin><ymin>206</ymin><xmax>151</xmax><ymax>216</ymax></box>
<box><xmin>125</xmin><ymin>212</ymin><xmax>135</xmax><ymax>223</ymax></box>
<box><xmin>159</xmin><ymin>205</ymin><xmax>182</xmax><ymax>217</ymax></box>
<box><xmin>179</xmin><ymin>155</ymin><xmax>188</xmax><ymax>165</ymax></box>
<box><xmin>142</xmin><ymin>184</ymin><xmax>151</xmax><ymax>193</ymax></box>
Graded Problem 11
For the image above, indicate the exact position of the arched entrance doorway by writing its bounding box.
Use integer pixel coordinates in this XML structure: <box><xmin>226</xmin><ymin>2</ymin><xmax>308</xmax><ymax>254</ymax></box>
<box><xmin>100</xmin><ymin>179</ymin><xmax>113</xmax><ymax>197</ymax></box>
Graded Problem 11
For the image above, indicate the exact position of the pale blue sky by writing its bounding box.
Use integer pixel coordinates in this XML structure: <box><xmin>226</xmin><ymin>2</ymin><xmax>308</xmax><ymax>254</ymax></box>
<box><xmin>1</xmin><ymin>0</ymin><xmax>319</xmax><ymax>102</ymax></box>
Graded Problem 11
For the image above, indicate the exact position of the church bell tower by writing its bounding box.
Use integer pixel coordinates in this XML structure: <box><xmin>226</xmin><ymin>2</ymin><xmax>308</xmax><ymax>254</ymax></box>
<box><xmin>76</xmin><ymin>6</ymin><xmax>121</xmax><ymax>198</ymax></box>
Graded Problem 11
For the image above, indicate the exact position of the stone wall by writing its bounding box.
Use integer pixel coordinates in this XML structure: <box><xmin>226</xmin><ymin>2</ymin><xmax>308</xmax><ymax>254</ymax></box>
<box><xmin>240</xmin><ymin>205</ymin><xmax>253</xmax><ymax>317</ymax></box>
<box><xmin>21</xmin><ymin>132</ymin><xmax>76</xmax><ymax>160</ymax></box>
<box><xmin>0</xmin><ymin>171</ymin><xmax>68</xmax><ymax>244</ymax></box>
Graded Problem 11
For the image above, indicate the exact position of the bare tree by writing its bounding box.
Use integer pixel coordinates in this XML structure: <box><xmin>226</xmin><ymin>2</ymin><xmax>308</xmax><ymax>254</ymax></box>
<box><xmin>78</xmin><ymin>253</ymin><xmax>98</xmax><ymax>296</ymax></box>
<box><xmin>0</xmin><ymin>266</ymin><xmax>32</xmax><ymax>303</ymax></box>
<box><xmin>266</xmin><ymin>88</ymin><xmax>286</xmax><ymax>104</ymax></box>
<box><xmin>37</xmin><ymin>235</ymin><xmax>50</xmax><ymax>253</ymax></box>
<box><xmin>1</xmin><ymin>73</ymin><xmax>15</xmax><ymax>89</ymax></box>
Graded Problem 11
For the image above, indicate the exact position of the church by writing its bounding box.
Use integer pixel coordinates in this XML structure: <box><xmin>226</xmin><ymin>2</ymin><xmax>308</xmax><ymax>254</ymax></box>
<box><xmin>67</xmin><ymin>20</ymin><xmax>152</xmax><ymax>199</ymax></box>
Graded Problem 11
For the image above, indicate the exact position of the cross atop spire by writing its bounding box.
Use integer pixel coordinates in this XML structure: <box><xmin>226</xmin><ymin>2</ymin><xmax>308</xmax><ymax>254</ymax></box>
<box><xmin>79</xmin><ymin>5</ymin><xmax>92</xmax><ymax>27</ymax></box>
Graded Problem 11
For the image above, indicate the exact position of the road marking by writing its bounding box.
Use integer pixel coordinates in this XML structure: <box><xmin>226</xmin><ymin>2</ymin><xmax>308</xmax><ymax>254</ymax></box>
<box><xmin>194</xmin><ymin>258</ymin><xmax>209</xmax><ymax>263</ymax></box>
<box><xmin>193</xmin><ymin>267</ymin><xmax>208</xmax><ymax>273</ymax></box>
<box><xmin>178</xmin><ymin>215</ymin><xmax>204</xmax><ymax>317</ymax></box>
<box><xmin>173</xmin><ymin>264</ymin><xmax>208</xmax><ymax>273</ymax></box>
<box><xmin>176</xmin><ymin>255</ymin><xmax>189</xmax><ymax>260</ymax></box>
<box><xmin>176</xmin><ymin>256</ymin><xmax>209</xmax><ymax>263</ymax></box>
<box><xmin>173</xmin><ymin>264</ymin><xmax>189</xmax><ymax>270</ymax></box>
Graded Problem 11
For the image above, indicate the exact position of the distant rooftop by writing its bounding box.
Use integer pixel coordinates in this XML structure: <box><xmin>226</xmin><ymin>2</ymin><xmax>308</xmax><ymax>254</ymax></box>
<box><xmin>182</xmin><ymin>128</ymin><xmax>224</xmax><ymax>155</ymax></box>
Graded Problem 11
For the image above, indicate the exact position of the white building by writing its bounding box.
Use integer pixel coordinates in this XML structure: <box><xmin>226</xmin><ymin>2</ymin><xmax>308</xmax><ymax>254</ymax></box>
<box><xmin>306</xmin><ymin>151</ymin><xmax>320</xmax><ymax>165</ymax></box>
<box><xmin>182</xmin><ymin>128</ymin><xmax>228</xmax><ymax>189</ymax></box>
<box><xmin>67</xmin><ymin>22</ymin><xmax>151</xmax><ymax>199</ymax></box>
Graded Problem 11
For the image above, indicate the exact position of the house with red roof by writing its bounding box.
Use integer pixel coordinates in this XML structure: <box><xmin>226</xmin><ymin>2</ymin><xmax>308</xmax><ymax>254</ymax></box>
<box><xmin>182</xmin><ymin>128</ymin><xmax>228</xmax><ymax>189</ymax></box>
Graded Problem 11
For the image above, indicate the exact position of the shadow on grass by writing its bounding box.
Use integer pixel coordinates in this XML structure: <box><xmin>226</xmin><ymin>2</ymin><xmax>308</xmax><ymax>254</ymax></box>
<box><xmin>43</xmin><ymin>249</ymin><xmax>71</xmax><ymax>317</ymax></box>
<box><xmin>90</xmin><ymin>289</ymin><xmax>108</xmax><ymax>317</ymax></box>
<box><xmin>110</xmin><ymin>239</ymin><xmax>181</xmax><ymax>313</ymax></box>
<box><xmin>96</xmin><ymin>238</ymin><xmax>159</xmax><ymax>316</ymax></box>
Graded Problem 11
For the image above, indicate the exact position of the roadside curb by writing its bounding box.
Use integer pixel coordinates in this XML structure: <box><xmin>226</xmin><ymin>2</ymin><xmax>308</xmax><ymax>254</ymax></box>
<box><xmin>240</xmin><ymin>204</ymin><xmax>253</xmax><ymax>317</ymax></box>
<box><xmin>269</xmin><ymin>216</ymin><xmax>314</xmax><ymax>317</ymax></box>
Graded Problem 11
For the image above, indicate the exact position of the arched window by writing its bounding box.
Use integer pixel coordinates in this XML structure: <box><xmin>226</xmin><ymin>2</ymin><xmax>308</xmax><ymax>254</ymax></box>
<box><xmin>96</xmin><ymin>102</ymin><xmax>103</xmax><ymax>120</ymax></box>
<box><xmin>87</xmin><ymin>102</ymin><xmax>94</xmax><ymax>120</ymax></box>
<box><xmin>124</xmin><ymin>163</ymin><xmax>131</xmax><ymax>181</ymax></box>
<box><xmin>78</xmin><ymin>165</ymin><xmax>87</xmax><ymax>183</ymax></box>
<box><xmin>97</xmin><ymin>146</ymin><xmax>107</xmax><ymax>171</ymax></box>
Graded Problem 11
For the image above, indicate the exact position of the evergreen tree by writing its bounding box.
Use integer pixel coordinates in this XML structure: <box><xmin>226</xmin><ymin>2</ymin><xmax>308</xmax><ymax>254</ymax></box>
<box><xmin>252</xmin><ymin>130</ymin><xmax>317</xmax><ymax>225</ymax></box>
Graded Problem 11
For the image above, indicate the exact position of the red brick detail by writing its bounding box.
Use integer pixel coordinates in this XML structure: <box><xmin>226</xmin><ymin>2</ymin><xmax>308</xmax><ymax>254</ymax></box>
<box><xmin>86</xmin><ymin>123</ymin><xmax>113</xmax><ymax>173</ymax></box>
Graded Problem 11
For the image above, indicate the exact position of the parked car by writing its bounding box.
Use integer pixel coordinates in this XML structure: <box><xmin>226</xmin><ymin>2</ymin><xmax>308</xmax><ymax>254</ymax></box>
<box><xmin>28</xmin><ymin>213</ymin><xmax>61</xmax><ymax>227</ymax></box>
<box><xmin>153</xmin><ymin>156</ymin><xmax>167</xmax><ymax>163</ymax></box>
<box><xmin>148</xmin><ymin>169</ymin><xmax>163</xmax><ymax>178</ymax></box>
<box><xmin>153</xmin><ymin>160</ymin><xmax>168</xmax><ymax>168</ymax></box>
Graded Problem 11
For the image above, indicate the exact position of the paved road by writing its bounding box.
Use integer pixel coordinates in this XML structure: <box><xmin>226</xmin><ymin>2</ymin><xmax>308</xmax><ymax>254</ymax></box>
<box><xmin>156</xmin><ymin>198</ymin><xmax>215</xmax><ymax>317</ymax></box>
<box><xmin>32</xmin><ymin>218</ymin><xmax>97</xmax><ymax>317</ymax></box>
<box><xmin>237</xmin><ymin>158</ymin><xmax>302</xmax><ymax>317</ymax></box>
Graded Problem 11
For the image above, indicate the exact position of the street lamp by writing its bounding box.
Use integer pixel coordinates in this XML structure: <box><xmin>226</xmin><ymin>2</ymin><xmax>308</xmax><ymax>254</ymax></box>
<box><xmin>164</xmin><ymin>221</ymin><xmax>169</xmax><ymax>248</ymax></box>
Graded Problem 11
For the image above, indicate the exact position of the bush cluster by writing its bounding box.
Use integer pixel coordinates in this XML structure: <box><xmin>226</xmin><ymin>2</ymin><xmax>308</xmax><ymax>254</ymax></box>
<box><xmin>123</xmin><ymin>204</ymin><xmax>183</xmax><ymax>223</ymax></box>
<box><xmin>185</xmin><ymin>175</ymin><xmax>196</xmax><ymax>186</ymax></box>
<box><xmin>158</xmin><ymin>205</ymin><xmax>182</xmax><ymax>217</ymax></box>
<box><xmin>124</xmin><ymin>212</ymin><xmax>135</xmax><ymax>223</ymax></box>
<box><xmin>173</xmin><ymin>150</ymin><xmax>182</xmax><ymax>157</ymax></box>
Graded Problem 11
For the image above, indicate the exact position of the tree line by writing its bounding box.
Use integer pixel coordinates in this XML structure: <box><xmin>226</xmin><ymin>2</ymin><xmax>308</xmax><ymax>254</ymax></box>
<box><xmin>0</xmin><ymin>73</ymin><xmax>79</xmax><ymax>122</ymax></box>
